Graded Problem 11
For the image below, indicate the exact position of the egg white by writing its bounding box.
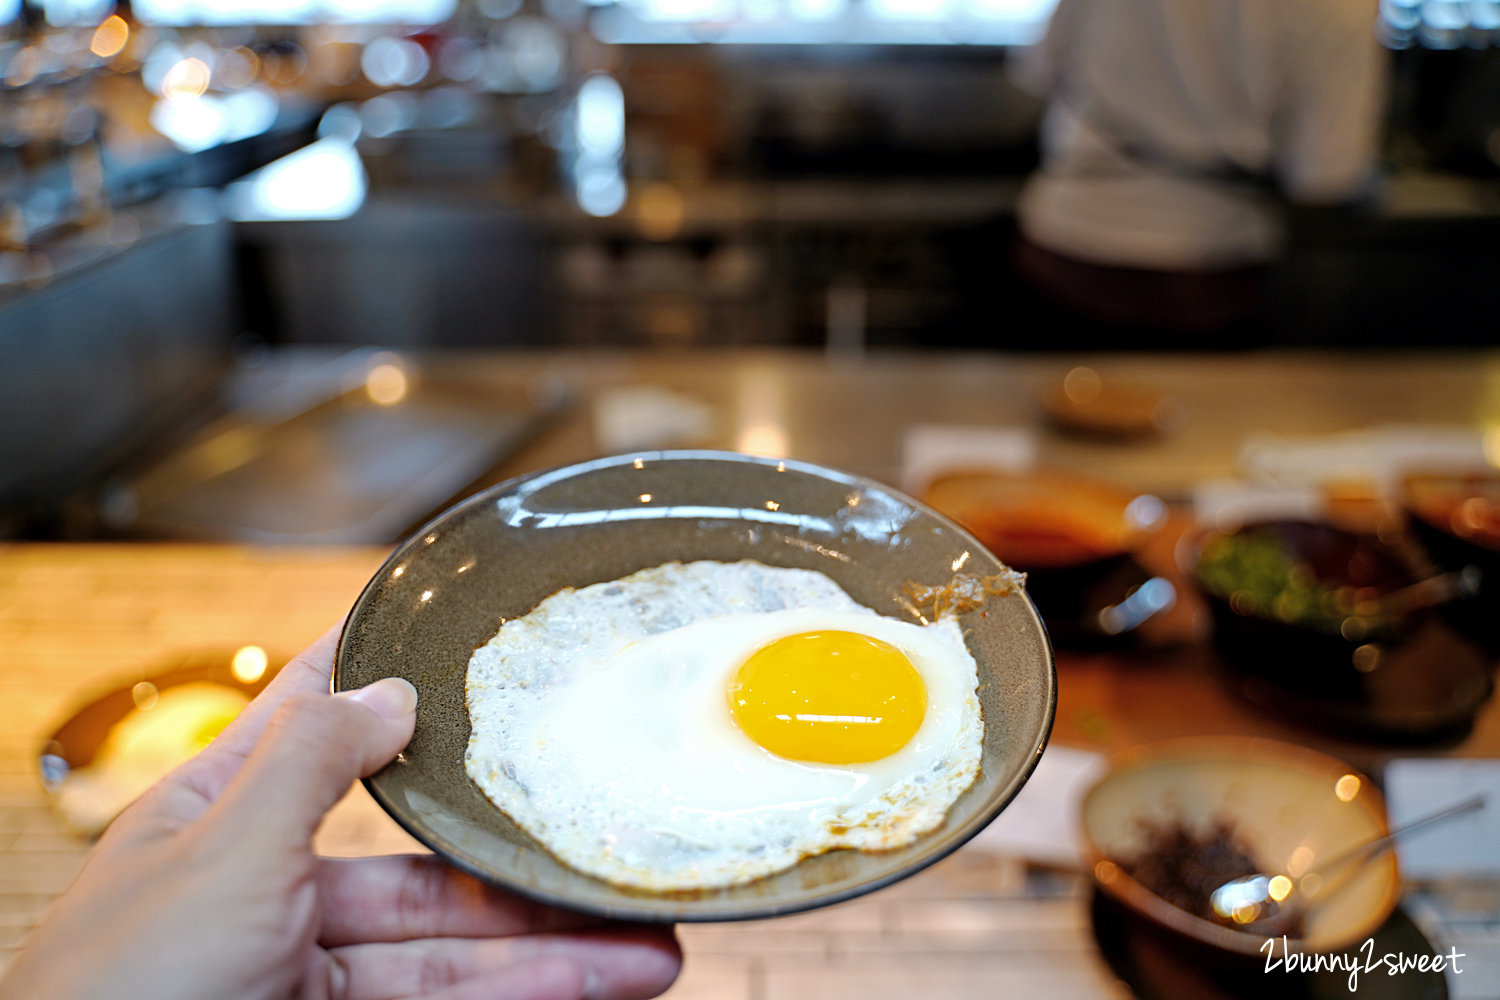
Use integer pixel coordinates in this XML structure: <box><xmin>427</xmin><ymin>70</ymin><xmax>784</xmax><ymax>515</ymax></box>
<box><xmin>465</xmin><ymin>560</ymin><xmax>984</xmax><ymax>891</ymax></box>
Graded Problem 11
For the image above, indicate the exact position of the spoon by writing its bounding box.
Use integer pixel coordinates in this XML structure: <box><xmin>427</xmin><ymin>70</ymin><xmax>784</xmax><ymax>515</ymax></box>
<box><xmin>1208</xmin><ymin>793</ymin><xmax>1487</xmax><ymax>935</ymax></box>
<box><xmin>1361</xmin><ymin>569</ymin><xmax>1476</xmax><ymax>619</ymax></box>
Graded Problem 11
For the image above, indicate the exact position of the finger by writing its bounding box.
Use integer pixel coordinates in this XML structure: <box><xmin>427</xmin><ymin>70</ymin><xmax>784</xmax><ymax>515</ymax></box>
<box><xmin>330</xmin><ymin>928</ymin><xmax>682</xmax><ymax>1000</ymax></box>
<box><xmin>318</xmin><ymin>855</ymin><xmax>603</xmax><ymax>947</ymax></box>
<box><xmin>111</xmin><ymin>623</ymin><xmax>351</xmax><ymax>842</ymax></box>
<box><xmin>204</xmin><ymin>678</ymin><xmax>417</xmax><ymax>850</ymax></box>
<box><xmin>167</xmin><ymin>621</ymin><xmax>347</xmax><ymax>807</ymax></box>
<box><xmin>200</xmin><ymin>621</ymin><xmax>348</xmax><ymax>759</ymax></box>
<box><xmin>403</xmin><ymin>956</ymin><xmax>589</xmax><ymax>1000</ymax></box>
<box><xmin>215</xmin><ymin>620</ymin><xmax>348</xmax><ymax>750</ymax></box>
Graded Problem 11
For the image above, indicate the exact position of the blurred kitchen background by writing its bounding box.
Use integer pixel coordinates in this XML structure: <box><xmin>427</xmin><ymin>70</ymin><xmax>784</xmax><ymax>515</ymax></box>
<box><xmin>4</xmin><ymin>0</ymin><xmax>1500</xmax><ymax>541</ymax></box>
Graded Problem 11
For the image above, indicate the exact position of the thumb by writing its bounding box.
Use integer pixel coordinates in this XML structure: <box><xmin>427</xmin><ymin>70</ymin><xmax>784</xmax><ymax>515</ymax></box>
<box><xmin>205</xmin><ymin>679</ymin><xmax>417</xmax><ymax>849</ymax></box>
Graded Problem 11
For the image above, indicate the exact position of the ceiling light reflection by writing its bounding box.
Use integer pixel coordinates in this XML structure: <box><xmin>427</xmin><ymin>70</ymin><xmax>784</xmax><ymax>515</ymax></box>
<box><xmin>224</xmin><ymin>137</ymin><xmax>367</xmax><ymax>221</ymax></box>
<box><xmin>133</xmin><ymin>0</ymin><xmax>455</xmax><ymax>26</ymax></box>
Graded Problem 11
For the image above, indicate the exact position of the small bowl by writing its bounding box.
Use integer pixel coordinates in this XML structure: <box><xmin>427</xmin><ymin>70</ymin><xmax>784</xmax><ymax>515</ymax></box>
<box><xmin>1080</xmin><ymin>737</ymin><xmax>1400</xmax><ymax>959</ymax></box>
<box><xmin>922</xmin><ymin>469</ymin><xmax>1172</xmax><ymax>647</ymax></box>
<box><xmin>1042</xmin><ymin>367</ymin><xmax>1182</xmax><ymax>440</ymax></box>
<box><xmin>335</xmin><ymin>451</ymin><xmax>1056</xmax><ymax>922</ymax></box>
<box><xmin>1193</xmin><ymin>521</ymin><xmax>1416</xmax><ymax>702</ymax></box>
<box><xmin>1191</xmin><ymin>520</ymin><xmax>1492</xmax><ymax>739</ymax></box>
<box><xmin>1403</xmin><ymin>472</ymin><xmax>1500</xmax><ymax>654</ymax></box>
<box><xmin>40</xmin><ymin>647</ymin><xmax>284</xmax><ymax>837</ymax></box>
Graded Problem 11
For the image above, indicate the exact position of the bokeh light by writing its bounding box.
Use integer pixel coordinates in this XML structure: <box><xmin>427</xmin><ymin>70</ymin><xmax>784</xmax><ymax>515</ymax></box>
<box><xmin>161</xmin><ymin>57</ymin><xmax>212</xmax><ymax>99</ymax></box>
<box><xmin>366</xmin><ymin>364</ymin><xmax>409</xmax><ymax>406</ymax></box>
<box><xmin>361</xmin><ymin>36</ymin><xmax>430</xmax><ymax>88</ymax></box>
<box><xmin>89</xmin><ymin>15</ymin><xmax>129</xmax><ymax>58</ymax></box>
<box><xmin>637</xmin><ymin>183</ymin><xmax>686</xmax><ymax>242</ymax></box>
<box><xmin>231</xmin><ymin>645</ymin><xmax>269</xmax><ymax>684</ymax></box>
<box><xmin>224</xmin><ymin>138</ymin><xmax>367</xmax><ymax>220</ymax></box>
<box><xmin>132</xmin><ymin>681</ymin><xmax>159</xmax><ymax>711</ymax></box>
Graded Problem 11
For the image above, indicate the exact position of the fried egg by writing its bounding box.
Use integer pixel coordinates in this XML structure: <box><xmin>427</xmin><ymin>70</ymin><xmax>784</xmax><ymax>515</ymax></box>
<box><xmin>465</xmin><ymin>560</ymin><xmax>983</xmax><ymax>891</ymax></box>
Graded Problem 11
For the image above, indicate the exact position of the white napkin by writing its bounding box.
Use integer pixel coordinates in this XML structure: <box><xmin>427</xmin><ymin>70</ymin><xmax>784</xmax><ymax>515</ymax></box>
<box><xmin>1238</xmin><ymin>425</ymin><xmax>1489</xmax><ymax>495</ymax></box>
<box><xmin>592</xmin><ymin>385</ymin><xmax>715</xmax><ymax>454</ymax></box>
<box><xmin>899</xmin><ymin>424</ymin><xmax>1036</xmax><ymax>496</ymax></box>
<box><xmin>963</xmin><ymin>744</ymin><xmax>1106</xmax><ymax>870</ymax></box>
<box><xmin>1384</xmin><ymin>758</ymin><xmax>1500</xmax><ymax>879</ymax></box>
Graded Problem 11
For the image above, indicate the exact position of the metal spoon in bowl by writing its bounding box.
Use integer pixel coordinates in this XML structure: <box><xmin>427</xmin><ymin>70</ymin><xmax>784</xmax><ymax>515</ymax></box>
<box><xmin>1361</xmin><ymin>569</ymin><xmax>1477</xmax><ymax>619</ymax></box>
<box><xmin>1209</xmin><ymin>793</ymin><xmax>1488</xmax><ymax>936</ymax></box>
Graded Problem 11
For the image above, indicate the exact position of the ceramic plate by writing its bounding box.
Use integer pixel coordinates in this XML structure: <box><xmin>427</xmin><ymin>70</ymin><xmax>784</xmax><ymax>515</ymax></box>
<box><xmin>334</xmin><ymin>451</ymin><xmax>1056</xmax><ymax>922</ymax></box>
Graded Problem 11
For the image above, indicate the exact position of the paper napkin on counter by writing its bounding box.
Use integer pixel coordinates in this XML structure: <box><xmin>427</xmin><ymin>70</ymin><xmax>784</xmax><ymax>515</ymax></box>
<box><xmin>593</xmin><ymin>385</ymin><xmax>715</xmax><ymax>454</ymax></box>
<box><xmin>899</xmin><ymin>424</ymin><xmax>1036</xmax><ymax>496</ymax></box>
<box><xmin>963</xmin><ymin>744</ymin><xmax>1106</xmax><ymax>870</ymax></box>
<box><xmin>1390</xmin><ymin>759</ymin><xmax>1500</xmax><ymax>1000</ymax></box>
<box><xmin>1238</xmin><ymin>425</ymin><xmax>1488</xmax><ymax>495</ymax></box>
<box><xmin>1192</xmin><ymin>479</ymin><xmax>1325</xmax><ymax>529</ymax></box>
<box><xmin>1384</xmin><ymin>758</ymin><xmax>1500</xmax><ymax>879</ymax></box>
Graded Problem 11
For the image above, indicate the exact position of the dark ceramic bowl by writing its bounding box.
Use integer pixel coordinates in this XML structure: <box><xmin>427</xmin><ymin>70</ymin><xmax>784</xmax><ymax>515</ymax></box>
<box><xmin>1403</xmin><ymin>473</ymin><xmax>1500</xmax><ymax>656</ymax></box>
<box><xmin>335</xmin><ymin>451</ymin><xmax>1056</xmax><ymax>922</ymax></box>
<box><xmin>40</xmin><ymin>648</ymin><xmax>285</xmax><ymax>836</ymax></box>
<box><xmin>921</xmin><ymin>470</ymin><xmax>1172</xmax><ymax>649</ymax></box>
<box><xmin>1081</xmin><ymin>737</ymin><xmax>1400</xmax><ymax>960</ymax></box>
<box><xmin>1191</xmin><ymin>521</ymin><xmax>1491</xmax><ymax>741</ymax></box>
<box><xmin>1194</xmin><ymin>521</ymin><xmax>1416</xmax><ymax>702</ymax></box>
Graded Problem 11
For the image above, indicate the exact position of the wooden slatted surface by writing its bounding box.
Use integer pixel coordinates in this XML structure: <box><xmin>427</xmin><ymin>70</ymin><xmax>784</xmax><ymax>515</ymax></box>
<box><xmin>0</xmin><ymin>543</ymin><xmax>1128</xmax><ymax>998</ymax></box>
<box><xmin>0</xmin><ymin>544</ymin><xmax>390</xmax><ymax>967</ymax></box>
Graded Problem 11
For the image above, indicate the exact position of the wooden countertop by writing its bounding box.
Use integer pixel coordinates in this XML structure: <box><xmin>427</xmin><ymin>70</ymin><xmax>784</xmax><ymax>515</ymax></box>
<box><xmin>0</xmin><ymin>543</ymin><xmax>1132</xmax><ymax>999</ymax></box>
<box><xmin>4</xmin><ymin>348</ymin><xmax>1499</xmax><ymax>997</ymax></box>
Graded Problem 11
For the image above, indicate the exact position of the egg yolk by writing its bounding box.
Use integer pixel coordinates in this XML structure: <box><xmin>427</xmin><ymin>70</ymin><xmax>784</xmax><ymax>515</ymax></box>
<box><xmin>727</xmin><ymin>631</ymin><xmax>927</xmax><ymax>765</ymax></box>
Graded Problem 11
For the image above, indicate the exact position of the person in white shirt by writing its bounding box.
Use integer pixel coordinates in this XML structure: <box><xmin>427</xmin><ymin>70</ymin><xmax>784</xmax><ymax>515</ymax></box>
<box><xmin>1010</xmin><ymin>0</ymin><xmax>1387</xmax><ymax>337</ymax></box>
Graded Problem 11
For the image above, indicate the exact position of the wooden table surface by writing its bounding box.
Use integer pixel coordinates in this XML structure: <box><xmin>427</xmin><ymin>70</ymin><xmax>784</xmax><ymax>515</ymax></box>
<box><xmin>4</xmin><ymin>348</ymin><xmax>1499</xmax><ymax>998</ymax></box>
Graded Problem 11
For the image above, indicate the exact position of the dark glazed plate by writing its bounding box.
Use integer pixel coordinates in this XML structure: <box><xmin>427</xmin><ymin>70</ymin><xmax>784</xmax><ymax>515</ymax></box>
<box><xmin>335</xmin><ymin>451</ymin><xmax>1056</xmax><ymax>922</ymax></box>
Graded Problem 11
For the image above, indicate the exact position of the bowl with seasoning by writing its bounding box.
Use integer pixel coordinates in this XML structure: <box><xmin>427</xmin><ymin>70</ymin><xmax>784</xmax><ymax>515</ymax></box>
<box><xmin>1080</xmin><ymin>737</ymin><xmax>1400</xmax><ymax>961</ymax></box>
<box><xmin>1190</xmin><ymin>520</ymin><xmax>1491</xmax><ymax>740</ymax></box>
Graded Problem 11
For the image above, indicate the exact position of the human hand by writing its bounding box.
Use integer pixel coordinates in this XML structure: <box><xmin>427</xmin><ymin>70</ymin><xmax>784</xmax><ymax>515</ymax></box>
<box><xmin>0</xmin><ymin>623</ymin><xmax>681</xmax><ymax>1000</ymax></box>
